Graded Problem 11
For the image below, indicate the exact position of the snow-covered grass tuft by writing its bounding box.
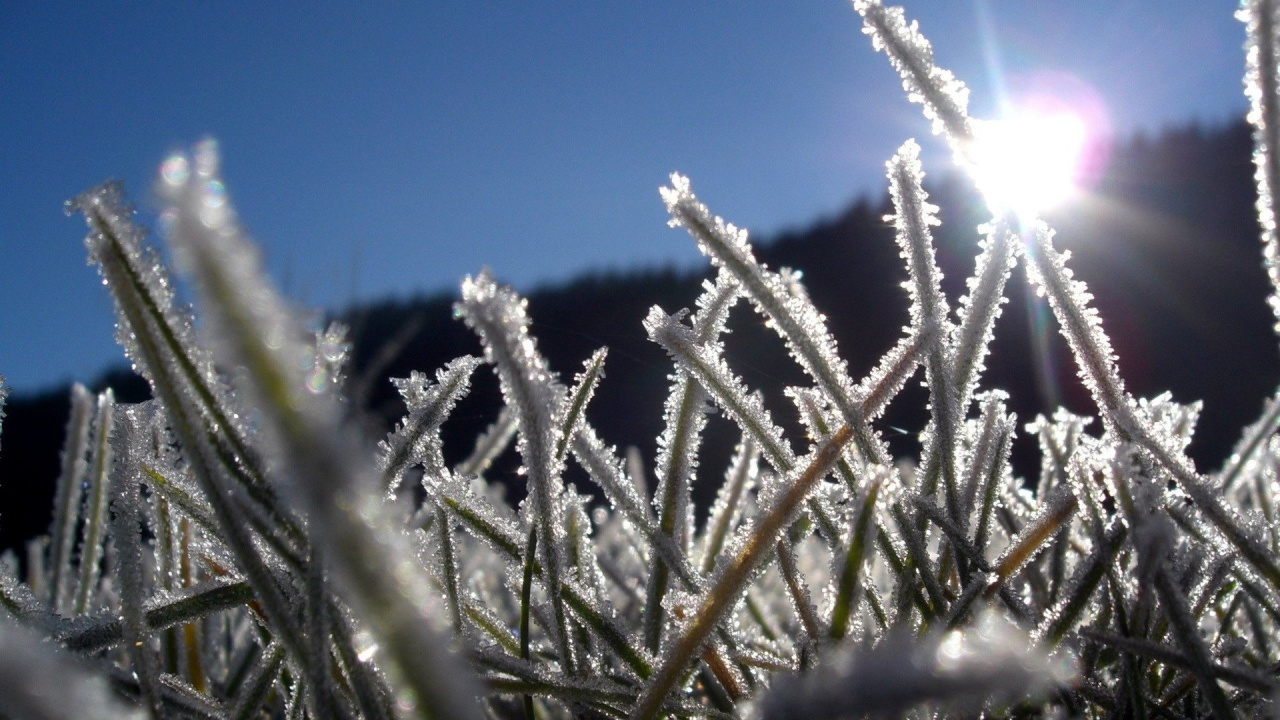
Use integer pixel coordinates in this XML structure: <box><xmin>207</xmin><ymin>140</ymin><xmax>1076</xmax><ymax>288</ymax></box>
<box><xmin>3</xmin><ymin>2</ymin><xmax>1280</xmax><ymax>719</ymax></box>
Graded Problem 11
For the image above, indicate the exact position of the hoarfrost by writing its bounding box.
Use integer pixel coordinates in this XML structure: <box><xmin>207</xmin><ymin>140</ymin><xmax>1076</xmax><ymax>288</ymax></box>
<box><xmin>380</xmin><ymin>355</ymin><xmax>484</xmax><ymax>492</ymax></box>
<box><xmin>48</xmin><ymin>384</ymin><xmax>93</xmax><ymax>614</ymax></box>
<box><xmin>660</xmin><ymin>175</ymin><xmax>883</xmax><ymax>466</ymax></box>
<box><xmin>853</xmin><ymin>0</ymin><xmax>974</xmax><ymax>153</ymax></box>
<box><xmin>646</xmin><ymin>306</ymin><xmax>795</xmax><ymax>473</ymax></box>
<box><xmin>12</xmin><ymin>2</ymin><xmax>1280</xmax><ymax>718</ymax></box>
<box><xmin>1240</xmin><ymin>0</ymin><xmax>1280</xmax><ymax>343</ymax></box>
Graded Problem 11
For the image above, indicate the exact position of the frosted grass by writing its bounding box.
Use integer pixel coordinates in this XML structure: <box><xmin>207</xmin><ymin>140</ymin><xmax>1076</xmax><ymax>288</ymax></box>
<box><xmin>1</xmin><ymin>1</ymin><xmax>1279</xmax><ymax>718</ymax></box>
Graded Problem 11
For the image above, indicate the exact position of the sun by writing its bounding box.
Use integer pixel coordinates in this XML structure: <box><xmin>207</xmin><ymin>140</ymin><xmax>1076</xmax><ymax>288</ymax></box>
<box><xmin>968</xmin><ymin>108</ymin><xmax>1089</xmax><ymax>220</ymax></box>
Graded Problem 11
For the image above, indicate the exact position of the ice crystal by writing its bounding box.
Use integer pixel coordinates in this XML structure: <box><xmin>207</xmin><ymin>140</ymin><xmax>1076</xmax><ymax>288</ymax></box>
<box><xmin>306</xmin><ymin>321</ymin><xmax>352</xmax><ymax>397</ymax></box>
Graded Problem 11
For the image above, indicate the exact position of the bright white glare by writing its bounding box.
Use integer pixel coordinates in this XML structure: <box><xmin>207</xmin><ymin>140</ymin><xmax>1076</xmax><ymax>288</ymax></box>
<box><xmin>969</xmin><ymin>110</ymin><xmax>1088</xmax><ymax>218</ymax></box>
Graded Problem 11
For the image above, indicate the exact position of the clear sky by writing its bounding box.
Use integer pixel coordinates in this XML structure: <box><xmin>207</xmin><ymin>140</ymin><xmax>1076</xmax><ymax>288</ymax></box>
<box><xmin>0</xmin><ymin>1</ymin><xmax>1246</xmax><ymax>393</ymax></box>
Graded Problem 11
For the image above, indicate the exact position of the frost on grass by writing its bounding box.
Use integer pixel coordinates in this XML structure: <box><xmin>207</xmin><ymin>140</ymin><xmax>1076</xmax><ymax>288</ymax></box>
<box><xmin>1021</xmin><ymin>222</ymin><xmax>1134</xmax><ymax>434</ymax></box>
<box><xmin>950</xmin><ymin>219</ymin><xmax>1017</xmax><ymax>407</ymax></box>
<box><xmin>854</xmin><ymin>0</ymin><xmax>974</xmax><ymax>155</ymax></box>
<box><xmin>5</xmin><ymin>1</ymin><xmax>1280</xmax><ymax>719</ymax></box>
<box><xmin>380</xmin><ymin>355</ymin><xmax>484</xmax><ymax>492</ymax></box>
<box><xmin>645</xmin><ymin>277</ymin><xmax>732</xmax><ymax>650</ymax></box>
<box><xmin>1241</xmin><ymin>0</ymin><xmax>1280</xmax><ymax>342</ymax></box>
<box><xmin>660</xmin><ymin>176</ymin><xmax>866</xmax><ymax>440</ymax></box>
<box><xmin>67</xmin><ymin>180</ymin><xmax>245</xmax><ymax>447</ymax></box>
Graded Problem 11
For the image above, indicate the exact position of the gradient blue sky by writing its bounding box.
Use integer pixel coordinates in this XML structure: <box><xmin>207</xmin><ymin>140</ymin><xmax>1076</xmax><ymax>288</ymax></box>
<box><xmin>0</xmin><ymin>1</ymin><xmax>1246</xmax><ymax>393</ymax></box>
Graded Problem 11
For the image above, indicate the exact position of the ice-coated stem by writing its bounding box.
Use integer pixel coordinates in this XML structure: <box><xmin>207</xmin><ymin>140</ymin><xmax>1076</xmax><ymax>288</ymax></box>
<box><xmin>853</xmin><ymin>0</ymin><xmax>974</xmax><ymax>152</ymax></box>
<box><xmin>985</xmin><ymin>486</ymin><xmax>1077</xmax><ymax>593</ymax></box>
<box><xmin>59</xmin><ymin>578</ymin><xmax>253</xmax><ymax>653</ymax></box>
<box><xmin>1241</xmin><ymin>0</ymin><xmax>1280</xmax><ymax>344</ymax></box>
<box><xmin>828</xmin><ymin>472</ymin><xmax>882</xmax><ymax>640</ymax></box>
<box><xmin>629</xmin><ymin>422</ymin><xmax>856</xmax><ymax>720</ymax></box>
<box><xmin>1022</xmin><ymin>224</ymin><xmax>1280</xmax><ymax>589</ymax></box>
<box><xmin>951</xmin><ymin>220</ymin><xmax>1017</xmax><ymax>412</ymax></box>
<box><xmin>380</xmin><ymin>355</ymin><xmax>483</xmax><ymax>491</ymax></box>
<box><xmin>662</xmin><ymin>174</ymin><xmax>889</xmax><ymax>470</ymax></box>
<box><xmin>520</xmin><ymin>527</ymin><xmax>538</xmax><ymax>720</ymax></box>
<box><xmin>97</xmin><ymin>250</ymin><xmax>311</xmax><ymax>681</ymax></box>
<box><xmin>229</xmin><ymin>642</ymin><xmax>285</xmax><ymax>720</ymax></box>
<box><xmin>700</xmin><ymin>437</ymin><xmax>759</xmax><ymax>576</ymax></box>
<box><xmin>70</xmin><ymin>188</ymin><xmax>298</xmax><ymax>546</ymax></box>
<box><xmin>646</xmin><ymin>307</ymin><xmax>794</xmax><ymax>472</ymax></box>
<box><xmin>160</xmin><ymin>143</ymin><xmax>482</xmax><ymax>720</ymax></box>
<box><xmin>555</xmin><ymin>348</ymin><xmax>608</xmax><ymax>465</ymax></box>
<box><xmin>887</xmin><ymin>141</ymin><xmax>961</xmax><ymax>520</ymax></box>
<box><xmin>1021</xmin><ymin>224</ymin><xmax>1133</xmax><ymax>431</ymax></box>
<box><xmin>49</xmin><ymin>384</ymin><xmax>92</xmax><ymax>614</ymax></box>
<box><xmin>1218</xmin><ymin>387</ymin><xmax>1280</xmax><ymax>491</ymax></box>
<box><xmin>647</xmin><ymin>275</ymin><xmax>737</xmax><ymax>651</ymax></box>
<box><xmin>456</xmin><ymin>271</ymin><xmax>577</xmax><ymax>675</ymax></box>
<box><xmin>109</xmin><ymin>407</ymin><xmax>163</xmax><ymax>718</ymax></box>
<box><xmin>73</xmin><ymin>389</ymin><xmax>115</xmax><ymax>616</ymax></box>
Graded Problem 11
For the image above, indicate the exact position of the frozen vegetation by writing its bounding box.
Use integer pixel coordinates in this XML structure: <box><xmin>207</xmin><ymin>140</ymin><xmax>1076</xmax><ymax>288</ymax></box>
<box><xmin>4</xmin><ymin>1</ymin><xmax>1280</xmax><ymax>718</ymax></box>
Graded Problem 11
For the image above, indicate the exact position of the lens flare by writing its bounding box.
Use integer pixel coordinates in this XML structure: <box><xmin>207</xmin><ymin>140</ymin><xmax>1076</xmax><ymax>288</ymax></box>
<box><xmin>969</xmin><ymin>109</ymin><xmax>1088</xmax><ymax>219</ymax></box>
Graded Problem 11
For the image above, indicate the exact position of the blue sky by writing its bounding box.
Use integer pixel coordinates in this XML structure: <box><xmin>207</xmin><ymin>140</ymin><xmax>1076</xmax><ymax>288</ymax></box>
<box><xmin>0</xmin><ymin>1</ymin><xmax>1246</xmax><ymax>393</ymax></box>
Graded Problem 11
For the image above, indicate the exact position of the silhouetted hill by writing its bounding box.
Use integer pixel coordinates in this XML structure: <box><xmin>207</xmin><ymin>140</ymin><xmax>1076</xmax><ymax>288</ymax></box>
<box><xmin>4</xmin><ymin>119</ymin><xmax>1276</xmax><ymax>553</ymax></box>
